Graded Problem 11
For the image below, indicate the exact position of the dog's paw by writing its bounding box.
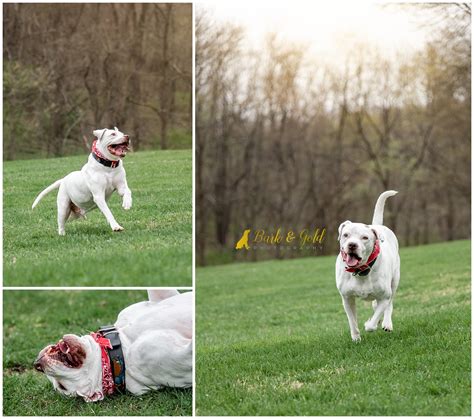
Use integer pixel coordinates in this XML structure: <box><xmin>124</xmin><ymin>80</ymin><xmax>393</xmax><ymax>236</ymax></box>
<box><xmin>122</xmin><ymin>198</ymin><xmax>132</xmax><ymax>210</ymax></box>
<box><xmin>364</xmin><ymin>321</ymin><xmax>377</xmax><ymax>332</ymax></box>
<box><xmin>382</xmin><ymin>321</ymin><xmax>393</xmax><ymax>332</ymax></box>
<box><xmin>351</xmin><ymin>334</ymin><xmax>361</xmax><ymax>342</ymax></box>
<box><xmin>112</xmin><ymin>225</ymin><xmax>124</xmax><ymax>232</ymax></box>
<box><xmin>58</xmin><ymin>230</ymin><xmax>66</xmax><ymax>236</ymax></box>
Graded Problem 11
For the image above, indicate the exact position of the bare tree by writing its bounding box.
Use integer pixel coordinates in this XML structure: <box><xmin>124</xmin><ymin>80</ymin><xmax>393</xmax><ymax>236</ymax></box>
<box><xmin>3</xmin><ymin>3</ymin><xmax>192</xmax><ymax>159</ymax></box>
<box><xmin>196</xmin><ymin>4</ymin><xmax>470</xmax><ymax>265</ymax></box>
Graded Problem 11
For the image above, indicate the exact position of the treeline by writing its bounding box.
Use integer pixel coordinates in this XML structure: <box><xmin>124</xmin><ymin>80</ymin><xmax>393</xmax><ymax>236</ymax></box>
<box><xmin>4</xmin><ymin>3</ymin><xmax>192</xmax><ymax>160</ymax></box>
<box><xmin>196</xmin><ymin>4</ymin><xmax>471</xmax><ymax>265</ymax></box>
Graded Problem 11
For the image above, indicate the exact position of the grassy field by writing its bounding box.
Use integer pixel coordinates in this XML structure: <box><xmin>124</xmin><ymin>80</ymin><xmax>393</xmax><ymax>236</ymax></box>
<box><xmin>196</xmin><ymin>240</ymin><xmax>471</xmax><ymax>416</ymax></box>
<box><xmin>3</xmin><ymin>290</ymin><xmax>192</xmax><ymax>416</ymax></box>
<box><xmin>4</xmin><ymin>150</ymin><xmax>191</xmax><ymax>286</ymax></box>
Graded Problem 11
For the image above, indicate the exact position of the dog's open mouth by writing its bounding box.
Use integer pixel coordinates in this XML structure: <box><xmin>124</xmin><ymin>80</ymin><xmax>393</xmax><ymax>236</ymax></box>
<box><xmin>343</xmin><ymin>252</ymin><xmax>362</xmax><ymax>267</ymax></box>
<box><xmin>39</xmin><ymin>346</ymin><xmax>74</xmax><ymax>369</ymax></box>
<box><xmin>108</xmin><ymin>139</ymin><xmax>130</xmax><ymax>157</ymax></box>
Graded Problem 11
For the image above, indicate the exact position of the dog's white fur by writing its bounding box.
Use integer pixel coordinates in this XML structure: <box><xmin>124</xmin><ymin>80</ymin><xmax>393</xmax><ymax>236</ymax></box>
<box><xmin>35</xmin><ymin>290</ymin><xmax>193</xmax><ymax>402</ymax></box>
<box><xmin>32</xmin><ymin>127</ymin><xmax>132</xmax><ymax>235</ymax></box>
<box><xmin>335</xmin><ymin>191</ymin><xmax>400</xmax><ymax>341</ymax></box>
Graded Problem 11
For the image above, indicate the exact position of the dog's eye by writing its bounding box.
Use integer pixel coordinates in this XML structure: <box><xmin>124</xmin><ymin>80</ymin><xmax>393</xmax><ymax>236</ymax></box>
<box><xmin>362</xmin><ymin>236</ymin><xmax>369</xmax><ymax>240</ymax></box>
<box><xmin>111</xmin><ymin>133</ymin><xmax>116</xmax><ymax>136</ymax></box>
<box><xmin>343</xmin><ymin>233</ymin><xmax>349</xmax><ymax>238</ymax></box>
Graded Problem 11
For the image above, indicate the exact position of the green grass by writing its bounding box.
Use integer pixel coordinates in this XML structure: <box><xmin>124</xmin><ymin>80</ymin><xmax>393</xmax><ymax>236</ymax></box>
<box><xmin>3</xmin><ymin>290</ymin><xmax>192</xmax><ymax>416</ymax></box>
<box><xmin>196</xmin><ymin>240</ymin><xmax>471</xmax><ymax>416</ymax></box>
<box><xmin>3</xmin><ymin>150</ymin><xmax>192</xmax><ymax>286</ymax></box>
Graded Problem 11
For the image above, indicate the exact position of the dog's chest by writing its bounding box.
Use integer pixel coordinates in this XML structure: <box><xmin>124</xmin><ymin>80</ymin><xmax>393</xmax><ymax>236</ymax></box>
<box><xmin>101</xmin><ymin>172</ymin><xmax>119</xmax><ymax>194</ymax></box>
<box><xmin>84</xmin><ymin>162</ymin><xmax>123</xmax><ymax>190</ymax></box>
<box><xmin>339</xmin><ymin>274</ymin><xmax>387</xmax><ymax>300</ymax></box>
<box><xmin>69</xmin><ymin>163</ymin><xmax>123</xmax><ymax>210</ymax></box>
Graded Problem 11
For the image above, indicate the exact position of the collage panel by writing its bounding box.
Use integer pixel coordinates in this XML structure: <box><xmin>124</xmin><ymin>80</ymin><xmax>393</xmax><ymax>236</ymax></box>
<box><xmin>3</xmin><ymin>3</ymin><xmax>193</xmax><ymax>287</ymax></box>
<box><xmin>195</xmin><ymin>2</ymin><xmax>470</xmax><ymax>416</ymax></box>
<box><xmin>3</xmin><ymin>289</ymin><xmax>193</xmax><ymax>416</ymax></box>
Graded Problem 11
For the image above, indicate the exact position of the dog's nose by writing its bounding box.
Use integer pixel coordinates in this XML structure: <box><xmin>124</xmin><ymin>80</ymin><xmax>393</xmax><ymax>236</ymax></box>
<box><xmin>348</xmin><ymin>242</ymin><xmax>358</xmax><ymax>251</ymax></box>
<box><xmin>33</xmin><ymin>359</ymin><xmax>44</xmax><ymax>372</ymax></box>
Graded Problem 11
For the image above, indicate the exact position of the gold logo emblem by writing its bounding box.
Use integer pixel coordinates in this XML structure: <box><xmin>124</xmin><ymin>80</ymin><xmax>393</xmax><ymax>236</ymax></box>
<box><xmin>235</xmin><ymin>229</ymin><xmax>251</xmax><ymax>250</ymax></box>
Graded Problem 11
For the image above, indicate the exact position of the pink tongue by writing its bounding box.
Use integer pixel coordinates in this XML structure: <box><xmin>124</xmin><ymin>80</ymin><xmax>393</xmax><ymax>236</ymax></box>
<box><xmin>112</xmin><ymin>145</ymin><xmax>128</xmax><ymax>156</ymax></box>
<box><xmin>346</xmin><ymin>255</ymin><xmax>360</xmax><ymax>267</ymax></box>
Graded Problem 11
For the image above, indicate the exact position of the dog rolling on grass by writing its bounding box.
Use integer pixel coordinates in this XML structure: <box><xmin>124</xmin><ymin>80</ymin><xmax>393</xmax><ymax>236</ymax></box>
<box><xmin>34</xmin><ymin>290</ymin><xmax>193</xmax><ymax>402</ymax></box>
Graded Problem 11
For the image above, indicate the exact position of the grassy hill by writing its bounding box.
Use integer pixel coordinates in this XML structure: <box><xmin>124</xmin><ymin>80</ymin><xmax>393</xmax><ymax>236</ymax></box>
<box><xmin>196</xmin><ymin>240</ymin><xmax>471</xmax><ymax>416</ymax></box>
<box><xmin>3</xmin><ymin>290</ymin><xmax>192</xmax><ymax>416</ymax></box>
<box><xmin>3</xmin><ymin>150</ymin><xmax>191</xmax><ymax>286</ymax></box>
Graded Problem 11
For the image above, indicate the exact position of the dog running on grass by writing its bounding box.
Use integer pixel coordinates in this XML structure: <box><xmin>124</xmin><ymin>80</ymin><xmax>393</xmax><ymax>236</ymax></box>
<box><xmin>32</xmin><ymin>127</ymin><xmax>132</xmax><ymax>235</ymax></box>
<box><xmin>335</xmin><ymin>191</ymin><xmax>400</xmax><ymax>342</ymax></box>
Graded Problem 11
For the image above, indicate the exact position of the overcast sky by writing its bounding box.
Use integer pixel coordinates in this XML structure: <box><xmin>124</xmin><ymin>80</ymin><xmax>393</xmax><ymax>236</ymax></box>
<box><xmin>198</xmin><ymin>1</ymin><xmax>427</xmax><ymax>63</ymax></box>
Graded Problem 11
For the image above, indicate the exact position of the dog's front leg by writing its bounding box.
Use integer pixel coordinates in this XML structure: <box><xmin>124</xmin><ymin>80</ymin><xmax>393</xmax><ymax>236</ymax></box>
<box><xmin>117</xmin><ymin>178</ymin><xmax>132</xmax><ymax>210</ymax></box>
<box><xmin>365</xmin><ymin>298</ymin><xmax>390</xmax><ymax>332</ymax></box>
<box><xmin>342</xmin><ymin>296</ymin><xmax>360</xmax><ymax>342</ymax></box>
<box><xmin>92</xmin><ymin>192</ymin><xmax>123</xmax><ymax>232</ymax></box>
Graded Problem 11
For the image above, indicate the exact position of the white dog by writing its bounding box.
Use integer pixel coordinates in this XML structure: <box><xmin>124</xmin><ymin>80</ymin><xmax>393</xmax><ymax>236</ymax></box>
<box><xmin>335</xmin><ymin>191</ymin><xmax>400</xmax><ymax>342</ymax></box>
<box><xmin>34</xmin><ymin>290</ymin><xmax>193</xmax><ymax>402</ymax></box>
<box><xmin>32</xmin><ymin>127</ymin><xmax>132</xmax><ymax>235</ymax></box>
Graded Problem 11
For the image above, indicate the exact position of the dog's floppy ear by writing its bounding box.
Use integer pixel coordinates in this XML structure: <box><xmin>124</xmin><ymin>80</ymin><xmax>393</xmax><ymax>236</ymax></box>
<box><xmin>338</xmin><ymin>220</ymin><xmax>351</xmax><ymax>240</ymax></box>
<box><xmin>93</xmin><ymin>129</ymin><xmax>107</xmax><ymax>141</ymax></box>
<box><xmin>371</xmin><ymin>227</ymin><xmax>385</xmax><ymax>242</ymax></box>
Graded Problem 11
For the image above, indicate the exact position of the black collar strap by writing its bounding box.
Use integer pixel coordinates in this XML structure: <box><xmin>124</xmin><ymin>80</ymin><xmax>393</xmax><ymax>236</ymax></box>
<box><xmin>351</xmin><ymin>256</ymin><xmax>378</xmax><ymax>277</ymax></box>
<box><xmin>98</xmin><ymin>325</ymin><xmax>126</xmax><ymax>393</ymax></box>
<box><xmin>92</xmin><ymin>152</ymin><xmax>120</xmax><ymax>169</ymax></box>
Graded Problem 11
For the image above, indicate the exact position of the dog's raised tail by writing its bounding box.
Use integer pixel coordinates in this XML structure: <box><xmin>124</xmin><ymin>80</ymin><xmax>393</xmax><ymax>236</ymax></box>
<box><xmin>32</xmin><ymin>179</ymin><xmax>62</xmax><ymax>209</ymax></box>
<box><xmin>372</xmin><ymin>190</ymin><xmax>398</xmax><ymax>225</ymax></box>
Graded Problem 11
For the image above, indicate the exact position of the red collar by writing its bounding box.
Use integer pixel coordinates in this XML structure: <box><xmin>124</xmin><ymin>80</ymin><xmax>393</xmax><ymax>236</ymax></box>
<box><xmin>342</xmin><ymin>239</ymin><xmax>380</xmax><ymax>275</ymax></box>
<box><xmin>90</xmin><ymin>332</ymin><xmax>115</xmax><ymax>396</ymax></box>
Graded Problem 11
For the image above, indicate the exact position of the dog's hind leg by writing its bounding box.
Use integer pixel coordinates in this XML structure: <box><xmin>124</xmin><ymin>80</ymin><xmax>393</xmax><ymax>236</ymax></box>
<box><xmin>382</xmin><ymin>300</ymin><xmax>393</xmax><ymax>332</ymax></box>
<box><xmin>68</xmin><ymin>203</ymin><xmax>87</xmax><ymax>221</ymax></box>
<box><xmin>57</xmin><ymin>188</ymin><xmax>71</xmax><ymax>236</ymax></box>
<box><xmin>365</xmin><ymin>298</ymin><xmax>390</xmax><ymax>332</ymax></box>
<box><xmin>372</xmin><ymin>300</ymin><xmax>383</xmax><ymax>326</ymax></box>
<box><xmin>148</xmin><ymin>289</ymin><xmax>180</xmax><ymax>302</ymax></box>
<box><xmin>382</xmin><ymin>270</ymin><xmax>400</xmax><ymax>332</ymax></box>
